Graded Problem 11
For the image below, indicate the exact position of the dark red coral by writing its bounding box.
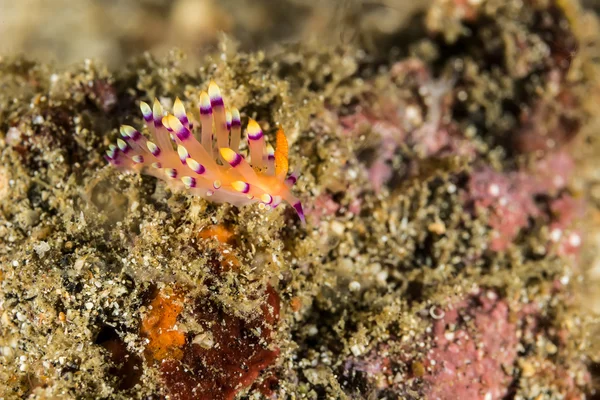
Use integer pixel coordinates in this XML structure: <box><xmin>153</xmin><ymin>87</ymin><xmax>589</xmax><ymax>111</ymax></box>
<box><xmin>97</xmin><ymin>326</ymin><xmax>144</xmax><ymax>391</ymax></box>
<box><xmin>160</xmin><ymin>285</ymin><xmax>281</xmax><ymax>400</ymax></box>
<box><xmin>139</xmin><ymin>226</ymin><xmax>282</xmax><ymax>399</ymax></box>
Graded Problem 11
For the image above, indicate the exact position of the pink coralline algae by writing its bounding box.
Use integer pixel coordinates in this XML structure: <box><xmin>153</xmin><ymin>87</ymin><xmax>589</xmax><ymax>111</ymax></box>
<box><xmin>337</xmin><ymin>59</ymin><xmax>473</xmax><ymax>192</ymax></box>
<box><xmin>548</xmin><ymin>194</ymin><xmax>584</xmax><ymax>258</ymax></box>
<box><xmin>340</xmin><ymin>288</ymin><xmax>589</xmax><ymax>399</ymax></box>
<box><xmin>467</xmin><ymin>150</ymin><xmax>582</xmax><ymax>253</ymax></box>
<box><xmin>421</xmin><ymin>291</ymin><xmax>589</xmax><ymax>400</ymax></box>
<box><xmin>533</xmin><ymin>151</ymin><xmax>576</xmax><ymax>195</ymax></box>
<box><xmin>422</xmin><ymin>290</ymin><xmax>525</xmax><ymax>400</ymax></box>
<box><xmin>468</xmin><ymin>168</ymin><xmax>541</xmax><ymax>251</ymax></box>
<box><xmin>305</xmin><ymin>193</ymin><xmax>341</xmax><ymax>224</ymax></box>
<box><xmin>106</xmin><ymin>81</ymin><xmax>304</xmax><ymax>223</ymax></box>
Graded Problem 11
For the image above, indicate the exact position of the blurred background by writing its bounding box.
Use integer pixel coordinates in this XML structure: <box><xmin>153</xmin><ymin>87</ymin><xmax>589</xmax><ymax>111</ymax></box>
<box><xmin>2</xmin><ymin>0</ymin><xmax>598</xmax><ymax>66</ymax></box>
<box><xmin>0</xmin><ymin>0</ymin><xmax>430</xmax><ymax>67</ymax></box>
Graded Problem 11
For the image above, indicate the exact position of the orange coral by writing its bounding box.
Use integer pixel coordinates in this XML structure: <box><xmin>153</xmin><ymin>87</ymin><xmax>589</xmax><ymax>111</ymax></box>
<box><xmin>198</xmin><ymin>224</ymin><xmax>235</xmax><ymax>244</ymax></box>
<box><xmin>290</xmin><ymin>296</ymin><xmax>302</xmax><ymax>312</ymax></box>
<box><xmin>160</xmin><ymin>285</ymin><xmax>280</xmax><ymax>400</ymax></box>
<box><xmin>198</xmin><ymin>224</ymin><xmax>240</xmax><ymax>273</ymax></box>
<box><xmin>137</xmin><ymin>225</ymin><xmax>281</xmax><ymax>399</ymax></box>
<box><xmin>141</xmin><ymin>291</ymin><xmax>186</xmax><ymax>362</ymax></box>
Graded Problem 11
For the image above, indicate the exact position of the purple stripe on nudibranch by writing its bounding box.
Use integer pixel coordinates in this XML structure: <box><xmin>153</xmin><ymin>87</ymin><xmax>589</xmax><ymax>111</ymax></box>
<box><xmin>293</xmin><ymin>202</ymin><xmax>305</xmax><ymax>223</ymax></box>
<box><xmin>173</xmin><ymin>98</ymin><xmax>189</xmax><ymax>126</ymax></box>
<box><xmin>200</xmin><ymin>91</ymin><xmax>213</xmax><ymax>115</ymax></box>
<box><xmin>182</xmin><ymin>176</ymin><xmax>196</xmax><ymax>188</ymax></box>
<box><xmin>117</xmin><ymin>139</ymin><xmax>130</xmax><ymax>154</ymax></box>
<box><xmin>141</xmin><ymin>102</ymin><xmax>153</xmax><ymax>122</ymax></box>
<box><xmin>165</xmin><ymin>168</ymin><xmax>178</xmax><ymax>179</ymax></box>
<box><xmin>153</xmin><ymin>99</ymin><xmax>163</xmax><ymax>127</ymax></box>
<box><xmin>130</xmin><ymin>130</ymin><xmax>141</xmax><ymax>141</ymax></box>
<box><xmin>261</xmin><ymin>194</ymin><xmax>273</xmax><ymax>204</ymax></box>
<box><xmin>177</xmin><ymin>145</ymin><xmax>189</xmax><ymax>164</ymax></box>
<box><xmin>208</xmin><ymin>81</ymin><xmax>224</xmax><ymax>107</ymax></box>
<box><xmin>230</xmin><ymin>153</ymin><xmax>242</xmax><ymax>167</ymax></box>
<box><xmin>147</xmin><ymin>141</ymin><xmax>161</xmax><ymax>157</ymax></box>
<box><xmin>107</xmin><ymin>81</ymin><xmax>305</xmax><ymax>225</ymax></box>
<box><xmin>175</xmin><ymin>126</ymin><xmax>191</xmax><ymax>140</ymax></box>
<box><xmin>231</xmin><ymin>108</ymin><xmax>241</xmax><ymax>127</ymax></box>
<box><xmin>286</xmin><ymin>175</ymin><xmax>297</xmax><ymax>186</ymax></box>
<box><xmin>232</xmin><ymin>181</ymin><xmax>250</xmax><ymax>193</ymax></box>
<box><xmin>210</xmin><ymin>97</ymin><xmax>224</xmax><ymax>108</ymax></box>
<box><xmin>186</xmin><ymin>158</ymin><xmax>206</xmax><ymax>175</ymax></box>
<box><xmin>163</xmin><ymin>117</ymin><xmax>173</xmax><ymax>132</ymax></box>
<box><xmin>208</xmin><ymin>81</ymin><xmax>225</xmax><ymax>107</ymax></box>
<box><xmin>167</xmin><ymin>116</ymin><xmax>191</xmax><ymax>141</ymax></box>
<box><xmin>226</xmin><ymin>110</ymin><xmax>232</xmax><ymax>130</ymax></box>
<box><xmin>247</xmin><ymin>119</ymin><xmax>264</xmax><ymax>141</ymax></box>
<box><xmin>221</xmin><ymin>149</ymin><xmax>243</xmax><ymax>167</ymax></box>
<box><xmin>121</xmin><ymin>126</ymin><xmax>142</xmax><ymax>141</ymax></box>
<box><xmin>248</xmin><ymin>130</ymin><xmax>263</xmax><ymax>140</ymax></box>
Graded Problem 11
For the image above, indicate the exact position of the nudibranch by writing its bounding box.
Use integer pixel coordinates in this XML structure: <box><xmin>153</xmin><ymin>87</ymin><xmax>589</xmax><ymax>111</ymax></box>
<box><xmin>105</xmin><ymin>81</ymin><xmax>305</xmax><ymax>223</ymax></box>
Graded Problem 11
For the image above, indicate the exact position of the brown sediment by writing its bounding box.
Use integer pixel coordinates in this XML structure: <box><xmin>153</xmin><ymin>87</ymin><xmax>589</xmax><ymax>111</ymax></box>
<box><xmin>0</xmin><ymin>0</ymin><xmax>599</xmax><ymax>398</ymax></box>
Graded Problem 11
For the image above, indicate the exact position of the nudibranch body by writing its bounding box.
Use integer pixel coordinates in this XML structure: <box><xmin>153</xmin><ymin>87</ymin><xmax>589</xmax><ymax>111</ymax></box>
<box><xmin>106</xmin><ymin>81</ymin><xmax>305</xmax><ymax>223</ymax></box>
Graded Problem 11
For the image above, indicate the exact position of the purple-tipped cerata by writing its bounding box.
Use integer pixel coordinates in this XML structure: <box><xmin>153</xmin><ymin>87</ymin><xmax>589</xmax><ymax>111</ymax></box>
<box><xmin>106</xmin><ymin>81</ymin><xmax>306</xmax><ymax>224</ymax></box>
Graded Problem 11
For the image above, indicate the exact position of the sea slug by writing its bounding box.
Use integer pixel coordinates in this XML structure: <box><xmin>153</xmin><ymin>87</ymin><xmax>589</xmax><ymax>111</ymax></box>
<box><xmin>106</xmin><ymin>81</ymin><xmax>305</xmax><ymax>223</ymax></box>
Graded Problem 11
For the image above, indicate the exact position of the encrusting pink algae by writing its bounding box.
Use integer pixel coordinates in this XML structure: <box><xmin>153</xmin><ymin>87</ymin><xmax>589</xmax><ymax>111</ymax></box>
<box><xmin>106</xmin><ymin>81</ymin><xmax>305</xmax><ymax>223</ymax></box>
